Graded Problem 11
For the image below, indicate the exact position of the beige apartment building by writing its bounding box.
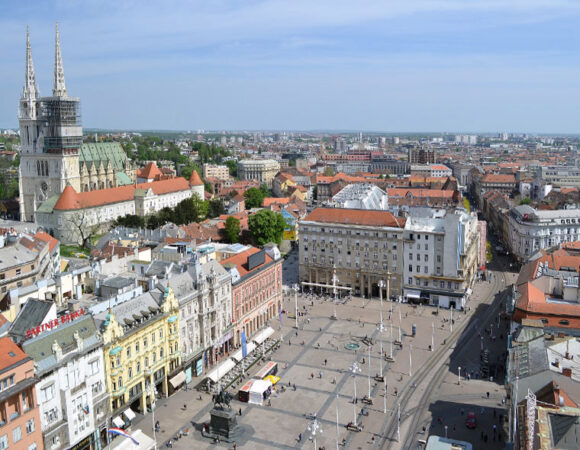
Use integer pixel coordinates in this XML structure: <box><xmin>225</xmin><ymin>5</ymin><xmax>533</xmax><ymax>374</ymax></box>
<box><xmin>299</xmin><ymin>208</ymin><xmax>406</xmax><ymax>299</ymax></box>
<box><xmin>203</xmin><ymin>164</ymin><xmax>230</xmax><ymax>181</ymax></box>
<box><xmin>238</xmin><ymin>159</ymin><xmax>280</xmax><ymax>188</ymax></box>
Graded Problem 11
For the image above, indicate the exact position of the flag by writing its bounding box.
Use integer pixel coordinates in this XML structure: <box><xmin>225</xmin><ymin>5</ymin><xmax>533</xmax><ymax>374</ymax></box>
<box><xmin>108</xmin><ymin>428</ymin><xmax>139</xmax><ymax>446</ymax></box>
<box><xmin>83</xmin><ymin>405</ymin><xmax>89</xmax><ymax>415</ymax></box>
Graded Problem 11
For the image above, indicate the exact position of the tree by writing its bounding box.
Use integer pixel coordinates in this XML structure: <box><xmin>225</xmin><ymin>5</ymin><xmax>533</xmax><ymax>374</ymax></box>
<box><xmin>208</xmin><ymin>198</ymin><xmax>225</xmax><ymax>218</ymax></box>
<box><xmin>67</xmin><ymin>211</ymin><xmax>101</xmax><ymax>248</ymax></box>
<box><xmin>226</xmin><ymin>160</ymin><xmax>238</xmax><ymax>178</ymax></box>
<box><xmin>260</xmin><ymin>184</ymin><xmax>270</xmax><ymax>197</ymax></box>
<box><xmin>244</xmin><ymin>187</ymin><xmax>265</xmax><ymax>208</ymax></box>
<box><xmin>248</xmin><ymin>209</ymin><xmax>286</xmax><ymax>246</ymax></box>
<box><xmin>113</xmin><ymin>214</ymin><xmax>145</xmax><ymax>228</ymax></box>
<box><xmin>323</xmin><ymin>166</ymin><xmax>336</xmax><ymax>176</ymax></box>
<box><xmin>173</xmin><ymin>194</ymin><xmax>208</xmax><ymax>224</ymax></box>
<box><xmin>519</xmin><ymin>197</ymin><xmax>531</xmax><ymax>205</ymax></box>
<box><xmin>312</xmin><ymin>185</ymin><xmax>318</xmax><ymax>201</ymax></box>
<box><xmin>224</xmin><ymin>216</ymin><xmax>241</xmax><ymax>243</ymax></box>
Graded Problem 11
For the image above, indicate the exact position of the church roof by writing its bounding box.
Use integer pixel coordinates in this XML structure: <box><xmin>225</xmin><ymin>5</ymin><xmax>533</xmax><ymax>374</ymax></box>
<box><xmin>52</xmin><ymin>178</ymin><xmax>191</xmax><ymax>211</ymax></box>
<box><xmin>138</xmin><ymin>162</ymin><xmax>162</xmax><ymax>180</ymax></box>
<box><xmin>189</xmin><ymin>170</ymin><xmax>204</xmax><ymax>186</ymax></box>
<box><xmin>79</xmin><ymin>142</ymin><xmax>128</xmax><ymax>173</ymax></box>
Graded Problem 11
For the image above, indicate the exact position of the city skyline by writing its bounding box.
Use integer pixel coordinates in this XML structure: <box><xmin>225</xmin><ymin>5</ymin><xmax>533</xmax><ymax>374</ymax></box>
<box><xmin>1</xmin><ymin>0</ymin><xmax>580</xmax><ymax>132</ymax></box>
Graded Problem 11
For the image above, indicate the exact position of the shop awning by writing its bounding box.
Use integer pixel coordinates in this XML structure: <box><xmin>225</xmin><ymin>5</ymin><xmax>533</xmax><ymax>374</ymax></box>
<box><xmin>231</xmin><ymin>348</ymin><xmax>243</xmax><ymax>362</ymax></box>
<box><xmin>252</xmin><ymin>326</ymin><xmax>275</xmax><ymax>345</ymax></box>
<box><xmin>246</xmin><ymin>342</ymin><xmax>257</xmax><ymax>355</ymax></box>
<box><xmin>169</xmin><ymin>371</ymin><xmax>186</xmax><ymax>388</ymax></box>
<box><xmin>206</xmin><ymin>358</ymin><xmax>236</xmax><ymax>383</ymax></box>
<box><xmin>110</xmin><ymin>428</ymin><xmax>156</xmax><ymax>450</ymax></box>
<box><xmin>123</xmin><ymin>408</ymin><xmax>136</xmax><ymax>421</ymax></box>
<box><xmin>406</xmin><ymin>290</ymin><xmax>421</xmax><ymax>299</ymax></box>
<box><xmin>112</xmin><ymin>416</ymin><xmax>125</xmax><ymax>428</ymax></box>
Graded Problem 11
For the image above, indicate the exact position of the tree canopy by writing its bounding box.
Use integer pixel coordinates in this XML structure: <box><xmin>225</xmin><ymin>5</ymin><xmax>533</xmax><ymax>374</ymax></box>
<box><xmin>224</xmin><ymin>216</ymin><xmax>241</xmax><ymax>243</ymax></box>
<box><xmin>244</xmin><ymin>187</ymin><xmax>266</xmax><ymax>209</ymax></box>
<box><xmin>248</xmin><ymin>209</ymin><xmax>286</xmax><ymax>246</ymax></box>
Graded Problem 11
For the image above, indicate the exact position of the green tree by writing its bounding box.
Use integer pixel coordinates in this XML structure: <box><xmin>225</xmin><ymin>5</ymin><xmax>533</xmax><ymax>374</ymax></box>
<box><xmin>312</xmin><ymin>185</ymin><xmax>318</xmax><ymax>201</ymax></box>
<box><xmin>244</xmin><ymin>187</ymin><xmax>265</xmax><ymax>208</ymax></box>
<box><xmin>519</xmin><ymin>197</ymin><xmax>531</xmax><ymax>205</ymax></box>
<box><xmin>173</xmin><ymin>194</ymin><xmax>208</xmax><ymax>224</ymax></box>
<box><xmin>208</xmin><ymin>198</ymin><xmax>225</xmax><ymax>218</ymax></box>
<box><xmin>323</xmin><ymin>166</ymin><xmax>336</xmax><ymax>176</ymax></box>
<box><xmin>224</xmin><ymin>216</ymin><xmax>241</xmax><ymax>243</ymax></box>
<box><xmin>260</xmin><ymin>184</ymin><xmax>270</xmax><ymax>197</ymax></box>
<box><xmin>226</xmin><ymin>160</ymin><xmax>238</xmax><ymax>178</ymax></box>
<box><xmin>248</xmin><ymin>209</ymin><xmax>286</xmax><ymax>246</ymax></box>
<box><xmin>113</xmin><ymin>214</ymin><xmax>145</xmax><ymax>228</ymax></box>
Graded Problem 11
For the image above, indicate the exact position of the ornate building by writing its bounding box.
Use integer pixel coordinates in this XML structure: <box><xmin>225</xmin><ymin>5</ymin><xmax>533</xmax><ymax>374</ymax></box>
<box><xmin>18</xmin><ymin>24</ymin><xmax>136</xmax><ymax>222</ymax></box>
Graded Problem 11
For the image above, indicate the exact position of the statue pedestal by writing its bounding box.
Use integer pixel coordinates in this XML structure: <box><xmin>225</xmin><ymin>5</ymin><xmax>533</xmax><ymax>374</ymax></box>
<box><xmin>207</xmin><ymin>407</ymin><xmax>242</xmax><ymax>443</ymax></box>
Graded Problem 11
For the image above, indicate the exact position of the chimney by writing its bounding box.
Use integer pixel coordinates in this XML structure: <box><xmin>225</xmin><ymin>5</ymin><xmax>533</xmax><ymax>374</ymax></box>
<box><xmin>562</xmin><ymin>368</ymin><xmax>572</xmax><ymax>378</ymax></box>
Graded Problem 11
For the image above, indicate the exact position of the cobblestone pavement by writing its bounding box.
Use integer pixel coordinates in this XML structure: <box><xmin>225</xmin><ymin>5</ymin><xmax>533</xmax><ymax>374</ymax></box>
<box><xmin>129</xmin><ymin>266</ymin><xmax>515</xmax><ymax>449</ymax></box>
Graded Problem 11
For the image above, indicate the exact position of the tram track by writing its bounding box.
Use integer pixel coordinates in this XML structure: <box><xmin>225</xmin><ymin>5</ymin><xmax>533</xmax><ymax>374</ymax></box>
<box><xmin>376</xmin><ymin>271</ymin><xmax>505</xmax><ymax>449</ymax></box>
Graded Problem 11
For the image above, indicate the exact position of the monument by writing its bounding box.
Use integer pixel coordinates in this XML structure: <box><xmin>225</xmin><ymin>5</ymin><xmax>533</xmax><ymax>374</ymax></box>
<box><xmin>203</xmin><ymin>390</ymin><xmax>242</xmax><ymax>442</ymax></box>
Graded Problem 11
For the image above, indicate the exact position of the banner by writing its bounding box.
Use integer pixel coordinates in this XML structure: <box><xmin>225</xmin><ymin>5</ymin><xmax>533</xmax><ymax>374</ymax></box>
<box><xmin>241</xmin><ymin>331</ymin><xmax>247</xmax><ymax>358</ymax></box>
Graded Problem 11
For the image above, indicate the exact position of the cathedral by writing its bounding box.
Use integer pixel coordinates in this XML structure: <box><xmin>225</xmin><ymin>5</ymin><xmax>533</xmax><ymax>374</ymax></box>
<box><xmin>18</xmin><ymin>24</ymin><xmax>137</xmax><ymax>222</ymax></box>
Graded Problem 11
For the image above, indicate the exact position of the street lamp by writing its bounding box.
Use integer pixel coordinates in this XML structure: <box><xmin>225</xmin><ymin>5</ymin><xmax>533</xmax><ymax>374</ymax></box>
<box><xmin>307</xmin><ymin>417</ymin><xmax>322</xmax><ymax>450</ymax></box>
<box><xmin>331</xmin><ymin>267</ymin><xmax>339</xmax><ymax>320</ymax></box>
<box><xmin>458</xmin><ymin>366</ymin><xmax>461</xmax><ymax>385</ymax></box>
<box><xmin>409</xmin><ymin>344</ymin><xmax>413</xmax><ymax>377</ymax></box>
<box><xmin>349</xmin><ymin>361</ymin><xmax>362</xmax><ymax>426</ymax></box>
<box><xmin>146</xmin><ymin>384</ymin><xmax>158</xmax><ymax>450</ymax></box>
<box><xmin>293</xmin><ymin>283</ymin><xmax>299</xmax><ymax>329</ymax></box>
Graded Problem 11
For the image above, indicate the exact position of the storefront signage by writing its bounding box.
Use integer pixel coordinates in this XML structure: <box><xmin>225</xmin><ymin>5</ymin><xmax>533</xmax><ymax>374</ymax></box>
<box><xmin>26</xmin><ymin>308</ymin><xmax>86</xmax><ymax>339</ymax></box>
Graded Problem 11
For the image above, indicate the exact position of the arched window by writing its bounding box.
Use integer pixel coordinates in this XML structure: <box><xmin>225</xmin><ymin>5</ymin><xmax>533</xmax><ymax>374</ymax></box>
<box><xmin>37</xmin><ymin>161</ymin><xmax>41</xmax><ymax>176</ymax></box>
<box><xmin>44</xmin><ymin>161</ymin><xmax>48</xmax><ymax>176</ymax></box>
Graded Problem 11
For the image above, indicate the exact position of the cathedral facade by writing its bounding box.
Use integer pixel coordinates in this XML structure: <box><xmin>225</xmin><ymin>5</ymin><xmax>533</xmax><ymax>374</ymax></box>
<box><xmin>19</xmin><ymin>24</ymin><xmax>137</xmax><ymax>222</ymax></box>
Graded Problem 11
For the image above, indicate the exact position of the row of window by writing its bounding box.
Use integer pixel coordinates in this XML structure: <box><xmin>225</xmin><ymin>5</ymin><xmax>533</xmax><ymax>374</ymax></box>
<box><xmin>407</xmin><ymin>278</ymin><xmax>460</xmax><ymax>290</ymax></box>
<box><xmin>0</xmin><ymin>419</ymin><xmax>36</xmax><ymax>450</ymax></box>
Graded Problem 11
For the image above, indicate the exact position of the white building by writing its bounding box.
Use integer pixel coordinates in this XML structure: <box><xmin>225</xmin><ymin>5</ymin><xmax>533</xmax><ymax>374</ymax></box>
<box><xmin>403</xmin><ymin>208</ymin><xmax>480</xmax><ymax>309</ymax></box>
<box><xmin>537</xmin><ymin>165</ymin><xmax>580</xmax><ymax>188</ymax></box>
<box><xmin>21</xmin><ymin>314</ymin><xmax>109</xmax><ymax>450</ymax></box>
<box><xmin>507</xmin><ymin>205</ymin><xmax>580</xmax><ymax>261</ymax></box>
<box><xmin>410</xmin><ymin>164</ymin><xmax>453</xmax><ymax>178</ymax></box>
<box><xmin>159</xmin><ymin>255</ymin><xmax>233</xmax><ymax>384</ymax></box>
<box><xmin>326</xmin><ymin>183</ymin><xmax>389</xmax><ymax>210</ymax></box>
<box><xmin>238</xmin><ymin>159</ymin><xmax>280</xmax><ymax>187</ymax></box>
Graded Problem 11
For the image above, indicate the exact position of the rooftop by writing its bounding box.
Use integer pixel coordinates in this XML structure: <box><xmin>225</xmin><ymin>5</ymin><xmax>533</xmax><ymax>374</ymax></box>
<box><xmin>0</xmin><ymin>336</ymin><xmax>30</xmax><ymax>373</ymax></box>
<box><xmin>303</xmin><ymin>208</ymin><xmax>405</xmax><ymax>228</ymax></box>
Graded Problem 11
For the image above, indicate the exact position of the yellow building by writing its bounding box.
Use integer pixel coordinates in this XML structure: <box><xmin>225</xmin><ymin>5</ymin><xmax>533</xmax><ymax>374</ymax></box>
<box><xmin>96</xmin><ymin>285</ymin><xmax>181</xmax><ymax>418</ymax></box>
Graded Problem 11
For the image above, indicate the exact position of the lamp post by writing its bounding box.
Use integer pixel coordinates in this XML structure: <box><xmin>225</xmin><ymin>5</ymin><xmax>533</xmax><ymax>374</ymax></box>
<box><xmin>431</xmin><ymin>321</ymin><xmax>434</xmax><ymax>351</ymax></box>
<box><xmin>396</xmin><ymin>402</ymin><xmax>401</xmax><ymax>442</ymax></box>
<box><xmin>367</xmin><ymin>345</ymin><xmax>372</xmax><ymax>399</ymax></box>
<box><xmin>332</xmin><ymin>267</ymin><xmax>339</xmax><ymax>320</ymax></box>
<box><xmin>383</xmin><ymin>378</ymin><xmax>387</xmax><ymax>414</ymax></box>
<box><xmin>450</xmin><ymin>307</ymin><xmax>453</xmax><ymax>333</ymax></box>
<box><xmin>458</xmin><ymin>366</ymin><xmax>461</xmax><ymax>385</ymax></box>
<box><xmin>147</xmin><ymin>384</ymin><xmax>158</xmax><ymax>450</ymax></box>
<box><xmin>445</xmin><ymin>425</ymin><xmax>448</xmax><ymax>438</ymax></box>
<box><xmin>378</xmin><ymin>279</ymin><xmax>385</xmax><ymax>374</ymax></box>
<box><xmin>389</xmin><ymin>323</ymin><xmax>393</xmax><ymax>359</ymax></box>
<box><xmin>293</xmin><ymin>283</ymin><xmax>299</xmax><ymax>329</ymax></box>
<box><xmin>409</xmin><ymin>344</ymin><xmax>413</xmax><ymax>377</ymax></box>
<box><xmin>335</xmin><ymin>392</ymin><xmax>340</xmax><ymax>450</ymax></box>
<box><xmin>481</xmin><ymin>335</ymin><xmax>484</xmax><ymax>351</ymax></box>
<box><xmin>349</xmin><ymin>361</ymin><xmax>361</xmax><ymax>426</ymax></box>
<box><xmin>307</xmin><ymin>417</ymin><xmax>322</xmax><ymax>450</ymax></box>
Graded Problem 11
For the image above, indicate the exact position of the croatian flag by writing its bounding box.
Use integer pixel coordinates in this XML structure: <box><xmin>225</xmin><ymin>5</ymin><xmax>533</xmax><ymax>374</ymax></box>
<box><xmin>108</xmin><ymin>428</ymin><xmax>139</xmax><ymax>446</ymax></box>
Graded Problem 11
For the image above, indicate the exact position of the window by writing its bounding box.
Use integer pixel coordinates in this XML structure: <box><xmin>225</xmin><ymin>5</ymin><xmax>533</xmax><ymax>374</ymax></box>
<box><xmin>416</xmin><ymin>266</ymin><xmax>420</xmax><ymax>272</ymax></box>
<box><xmin>424</xmin><ymin>255</ymin><xmax>428</xmax><ymax>262</ymax></box>
<box><xmin>447</xmin><ymin>282</ymin><xmax>452</xmax><ymax>289</ymax></box>
<box><xmin>440</xmin><ymin>281</ymin><xmax>445</xmax><ymax>288</ymax></box>
<box><xmin>25</xmin><ymin>418</ymin><xmax>34</xmax><ymax>434</ymax></box>
<box><xmin>22</xmin><ymin>391</ymin><xmax>29</xmax><ymax>411</ymax></box>
<box><xmin>408</xmin><ymin>265</ymin><xmax>413</xmax><ymax>272</ymax></box>
<box><xmin>126</xmin><ymin>347</ymin><xmax>131</xmax><ymax>359</ymax></box>
<box><xmin>0</xmin><ymin>435</ymin><xmax>7</xmax><ymax>450</ymax></box>
<box><xmin>408</xmin><ymin>253</ymin><xmax>412</xmax><ymax>261</ymax></box>
<box><xmin>40</xmin><ymin>384</ymin><xmax>55</xmax><ymax>402</ymax></box>
<box><xmin>89</xmin><ymin>359</ymin><xmax>99</xmax><ymax>375</ymax></box>
<box><xmin>424</xmin><ymin>244</ymin><xmax>428</xmax><ymax>250</ymax></box>
<box><xmin>559</xmin><ymin>320</ymin><xmax>570</xmax><ymax>326</ymax></box>
<box><xmin>13</xmin><ymin>426</ymin><xmax>22</xmax><ymax>443</ymax></box>
<box><xmin>136</xmin><ymin>342</ymin><xmax>140</xmax><ymax>353</ymax></box>
<box><xmin>415</xmin><ymin>278</ymin><xmax>420</xmax><ymax>286</ymax></box>
<box><xmin>424</xmin><ymin>266</ymin><xmax>428</xmax><ymax>274</ymax></box>
<box><xmin>16</xmin><ymin>269</ymin><xmax>21</xmax><ymax>276</ymax></box>
<box><xmin>408</xmin><ymin>277</ymin><xmax>413</xmax><ymax>284</ymax></box>
<box><xmin>28</xmin><ymin>444</ymin><xmax>37</xmax><ymax>450</ymax></box>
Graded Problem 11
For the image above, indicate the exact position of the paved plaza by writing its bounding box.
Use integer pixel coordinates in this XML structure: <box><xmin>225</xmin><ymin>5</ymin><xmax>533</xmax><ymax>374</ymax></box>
<box><xmin>129</xmin><ymin>263</ymin><xmax>515</xmax><ymax>449</ymax></box>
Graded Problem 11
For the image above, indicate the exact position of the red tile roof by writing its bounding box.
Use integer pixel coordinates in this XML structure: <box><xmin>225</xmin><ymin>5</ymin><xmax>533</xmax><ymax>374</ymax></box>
<box><xmin>303</xmin><ymin>208</ymin><xmax>405</xmax><ymax>228</ymax></box>
<box><xmin>54</xmin><ymin>178</ymin><xmax>191</xmax><ymax>210</ymax></box>
<box><xmin>189</xmin><ymin>170</ymin><xmax>204</xmax><ymax>186</ymax></box>
<box><xmin>138</xmin><ymin>162</ymin><xmax>163</xmax><ymax>179</ymax></box>
<box><xmin>0</xmin><ymin>337</ymin><xmax>30</xmax><ymax>373</ymax></box>
<box><xmin>387</xmin><ymin>188</ymin><xmax>455</xmax><ymax>198</ymax></box>
<box><xmin>220</xmin><ymin>246</ymin><xmax>274</xmax><ymax>278</ymax></box>
<box><xmin>481</xmin><ymin>174</ymin><xmax>516</xmax><ymax>184</ymax></box>
<box><xmin>263</xmin><ymin>197</ymin><xmax>291</xmax><ymax>207</ymax></box>
<box><xmin>34</xmin><ymin>230</ymin><xmax>59</xmax><ymax>253</ymax></box>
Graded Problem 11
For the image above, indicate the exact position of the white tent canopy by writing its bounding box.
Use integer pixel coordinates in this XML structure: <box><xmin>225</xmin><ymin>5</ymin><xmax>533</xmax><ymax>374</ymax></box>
<box><xmin>252</xmin><ymin>326</ymin><xmax>275</xmax><ymax>345</ymax></box>
<box><xmin>123</xmin><ymin>408</ymin><xmax>136</xmax><ymax>421</ymax></box>
<box><xmin>112</xmin><ymin>416</ymin><xmax>125</xmax><ymax>427</ymax></box>
<box><xmin>205</xmin><ymin>358</ymin><xmax>236</xmax><ymax>383</ymax></box>
<box><xmin>248</xmin><ymin>378</ymin><xmax>273</xmax><ymax>405</ymax></box>
<box><xmin>110</xmin><ymin>429</ymin><xmax>156</xmax><ymax>450</ymax></box>
<box><xmin>169</xmin><ymin>371</ymin><xmax>186</xmax><ymax>388</ymax></box>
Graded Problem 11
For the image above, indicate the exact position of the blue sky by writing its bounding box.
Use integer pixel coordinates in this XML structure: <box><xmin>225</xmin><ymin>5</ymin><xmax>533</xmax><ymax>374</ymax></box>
<box><xmin>1</xmin><ymin>0</ymin><xmax>580</xmax><ymax>132</ymax></box>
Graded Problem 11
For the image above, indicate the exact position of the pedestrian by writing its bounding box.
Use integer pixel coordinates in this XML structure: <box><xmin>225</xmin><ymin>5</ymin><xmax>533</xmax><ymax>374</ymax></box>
<box><xmin>311</xmin><ymin>372</ymin><xmax>314</xmax><ymax>379</ymax></box>
<box><xmin>324</xmin><ymin>359</ymin><xmax>327</xmax><ymax>366</ymax></box>
<box><xmin>293</xmin><ymin>384</ymin><xmax>296</xmax><ymax>391</ymax></box>
<box><xmin>239</xmin><ymin>408</ymin><xmax>242</xmax><ymax>416</ymax></box>
<box><xmin>233</xmin><ymin>443</ymin><xmax>237</xmax><ymax>450</ymax></box>
<box><xmin>319</xmin><ymin>371</ymin><xmax>323</xmax><ymax>379</ymax></box>
<box><xmin>298</xmin><ymin>433</ymin><xmax>302</xmax><ymax>442</ymax></box>
<box><xmin>183</xmin><ymin>404</ymin><xmax>187</xmax><ymax>410</ymax></box>
<box><xmin>394</xmin><ymin>388</ymin><xmax>398</xmax><ymax>396</ymax></box>
<box><xmin>486</xmin><ymin>391</ymin><xmax>490</xmax><ymax>399</ymax></box>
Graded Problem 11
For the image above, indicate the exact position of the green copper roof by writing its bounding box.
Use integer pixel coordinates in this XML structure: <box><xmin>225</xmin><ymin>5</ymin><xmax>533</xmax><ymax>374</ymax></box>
<box><xmin>80</xmin><ymin>142</ymin><xmax>127</xmax><ymax>173</ymax></box>
<box><xmin>116</xmin><ymin>172</ymin><xmax>133</xmax><ymax>186</ymax></box>
<box><xmin>36</xmin><ymin>194</ymin><xmax>60</xmax><ymax>214</ymax></box>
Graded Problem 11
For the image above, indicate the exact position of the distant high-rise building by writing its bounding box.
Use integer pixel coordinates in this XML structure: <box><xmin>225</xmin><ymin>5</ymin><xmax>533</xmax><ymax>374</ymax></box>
<box><xmin>408</xmin><ymin>147</ymin><xmax>435</xmax><ymax>164</ymax></box>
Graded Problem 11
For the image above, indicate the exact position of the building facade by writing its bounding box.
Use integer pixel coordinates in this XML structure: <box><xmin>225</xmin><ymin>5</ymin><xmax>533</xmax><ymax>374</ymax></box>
<box><xmin>408</xmin><ymin>148</ymin><xmax>435</xmax><ymax>164</ymax></box>
<box><xmin>221</xmin><ymin>246</ymin><xmax>283</xmax><ymax>346</ymax></box>
<box><xmin>160</xmin><ymin>257</ymin><xmax>233</xmax><ymax>384</ymax></box>
<box><xmin>203</xmin><ymin>164</ymin><xmax>230</xmax><ymax>181</ymax></box>
<box><xmin>402</xmin><ymin>209</ymin><xmax>480</xmax><ymax>309</ymax></box>
<box><xmin>22</xmin><ymin>315</ymin><xmax>109</xmax><ymax>450</ymax></box>
<box><xmin>507</xmin><ymin>205</ymin><xmax>580</xmax><ymax>261</ymax></box>
<box><xmin>0</xmin><ymin>337</ymin><xmax>43</xmax><ymax>450</ymax></box>
<box><xmin>18</xmin><ymin>25</ymin><xmax>136</xmax><ymax>222</ymax></box>
<box><xmin>95</xmin><ymin>286</ymin><xmax>180</xmax><ymax>419</ymax></box>
<box><xmin>238</xmin><ymin>159</ymin><xmax>280</xmax><ymax>188</ymax></box>
<box><xmin>299</xmin><ymin>208</ymin><xmax>405</xmax><ymax>298</ymax></box>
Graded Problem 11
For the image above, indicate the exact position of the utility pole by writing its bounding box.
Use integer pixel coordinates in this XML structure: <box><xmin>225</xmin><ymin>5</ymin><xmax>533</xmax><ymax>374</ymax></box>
<box><xmin>431</xmin><ymin>321</ymin><xmax>434</xmax><ymax>351</ymax></box>
<box><xmin>409</xmin><ymin>344</ymin><xmax>413</xmax><ymax>377</ymax></box>
<box><xmin>294</xmin><ymin>283</ymin><xmax>299</xmax><ymax>329</ymax></box>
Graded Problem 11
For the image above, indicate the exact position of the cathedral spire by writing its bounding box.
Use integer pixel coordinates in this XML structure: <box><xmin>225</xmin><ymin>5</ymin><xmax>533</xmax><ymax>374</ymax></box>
<box><xmin>53</xmin><ymin>21</ymin><xmax>67</xmax><ymax>98</ymax></box>
<box><xmin>22</xmin><ymin>25</ymin><xmax>38</xmax><ymax>99</ymax></box>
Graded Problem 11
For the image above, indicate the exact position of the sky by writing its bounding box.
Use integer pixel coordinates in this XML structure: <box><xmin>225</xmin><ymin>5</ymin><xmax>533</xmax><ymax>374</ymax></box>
<box><xmin>1</xmin><ymin>0</ymin><xmax>580</xmax><ymax>133</ymax></box>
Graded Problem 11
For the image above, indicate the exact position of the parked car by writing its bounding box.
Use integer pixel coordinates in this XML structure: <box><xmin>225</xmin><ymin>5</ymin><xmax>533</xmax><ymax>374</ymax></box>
<box><xmin>466</xmin><ymin>411</ymin><xmax>477</xmax><ymax>429</ymax></box>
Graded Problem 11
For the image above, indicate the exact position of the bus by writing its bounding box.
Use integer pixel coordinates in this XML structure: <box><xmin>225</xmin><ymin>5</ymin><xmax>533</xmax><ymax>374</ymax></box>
<box><xmin>238</xmin><ymin>380</ymin><xmax>254</xmax><ymax>402</ymax></box>
<box><xmin>255</xmin><ymin>361</ymin><xmax>278</xmax><ymax>379</ymax></box>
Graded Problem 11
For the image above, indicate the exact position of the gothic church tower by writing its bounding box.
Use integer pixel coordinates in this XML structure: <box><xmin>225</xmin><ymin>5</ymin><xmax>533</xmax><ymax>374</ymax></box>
<box><xmin>19</xmin><ymin>23</ymin><xmax>82</xmax><ymax>222</ymax></box>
